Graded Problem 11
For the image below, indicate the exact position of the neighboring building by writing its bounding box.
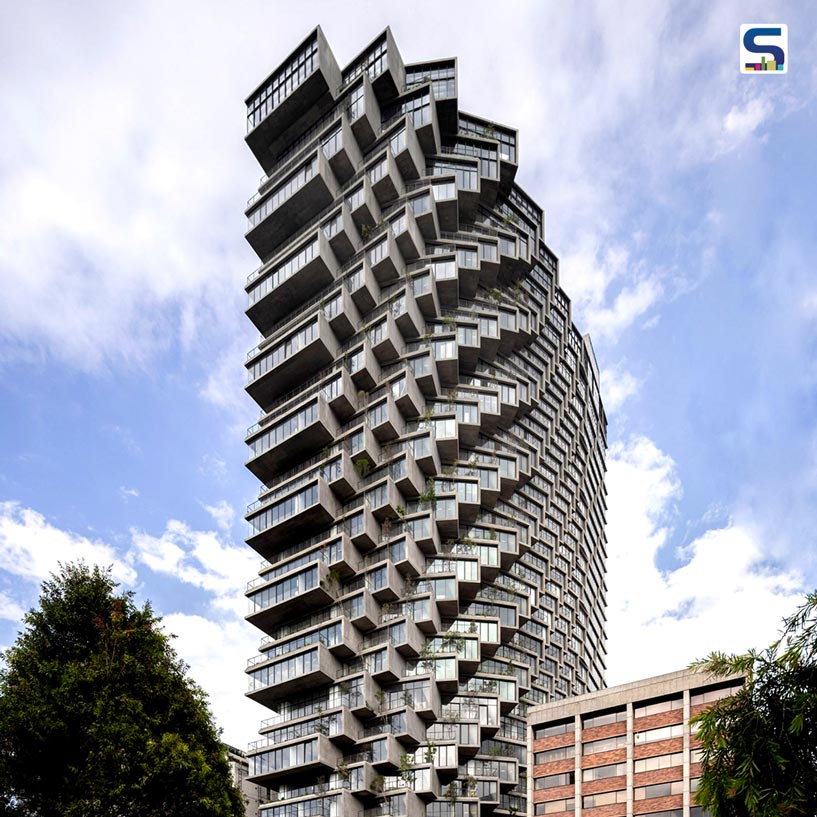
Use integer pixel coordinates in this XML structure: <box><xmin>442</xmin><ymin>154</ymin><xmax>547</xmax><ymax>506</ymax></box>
<box><xmin>241</xmin><ymin>25</ymin><xmax>608</xmax><ymax>817</ymax></box>
<box><xmin>226</xmin><ymin>744</ymin><xmax>267</xmax><ymax>817</ymax></box>
<box><xmin>528</xmin><ymin>668</ymin><xmax>744</xmax><ymax>816</ymax></box>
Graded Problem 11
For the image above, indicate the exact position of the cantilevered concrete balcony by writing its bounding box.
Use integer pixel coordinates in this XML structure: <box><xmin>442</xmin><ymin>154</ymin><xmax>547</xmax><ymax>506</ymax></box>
<box><xmin>345</xmin><ymin>176</ymin><xmax>381</xmax><ymax>232</ymax></box>
<box><xmin>347</xmin><ymin>258</ymin><xmax>380</xmax><ymax>316</ymax></box>
<box><xmin>368</xmin><ymin>147</ymin><xmax>404</xmax><ymax>207</ymax></box>
<box><xmin>246</xmin><ymin>560</ymin><xmax>338</xmax><ymax>632</ymax></box>
<box><xmin>368</xmin><ymin>314</ymin><xmax>404</xmax><ymax>365</ymax></box>
<box><xmin>245</xmin><ymin>150</ymin><xmax>339</xmax><ymax>261</ymax></box>
<box><xmin>390</xmin><ymin>370</ymin><xmax>424</xmax><ymax>419</ymax></box>
<box><xmin>245</xmin><ymin>394</ymin><xmax>339</xmax><ymax>483</ymax></box>
<box><xmin>246</xmin><ymin>229</ymin><xmax>339</xmax><ymax>334</ymax></box>
<box><xmin>246</xmin><ymin>312</ymin><xmax>339</xmax><ymax>410</ymax></box>
<box><xmin>347</xmin><ymin>340</ymin><xmax>382</xmax><ymax>392</ymax></box>
<box><xmin>342</xmin><ymin>28</ymin><xmax>405</xmax><ymax>104</ymax></box>
<box><xmin>326</xmin><ymin>451</ymin><xmax>362</xmax><ymax>500</ymax></box>
<box><xmin>346</xmin><ymin>75</ymin><xmax>380</xmax><ymax>150</ymax></box>
<box><xmin>392</xmin><ymin>208</ymin><xmax>424</xmax><ymax>262</ymax></box>
<box><xmin>246</xmin><ymin>477</ymin><xmax>339</xmax><ymax>558</ymax></box>
<box><xmin>322</xmin><ymin>201</ymin><xmax>361</xmax><ymax>263</ymax></box>
<box><xmin>390</xmin><ymin>288</ymin><xmax>425</xmax><ymax>341</ymax></box>
<box><xmin>246</xmin><ymin>731</ymin><xmax>342</xmax><ymax>784</ymax></box>
<box><xmin>245</xmin><ymin>26</ymin><xmax>341</xmax><ymax>173</ymax></box>
<box><xmin>323</xmin><ymin>282</ymin><xmax>361</xmax><ymax>341</ymax></box>
<box><xmin>366</xmin><ymin>229</ymin><xmax>405</xmax><ymax>285</ymax></box>
<box><xmin>390</xmin><ymin>118</ymin><xmax>426</xmax><ymax>181</ymax></box>
<box><xmin>321</xmin><ymin>111</ymin><xmax>362</xmax><ymax>184</ymax></box>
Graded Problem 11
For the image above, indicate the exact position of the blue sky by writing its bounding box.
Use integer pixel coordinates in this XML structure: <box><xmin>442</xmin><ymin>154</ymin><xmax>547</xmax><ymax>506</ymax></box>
<box><xmin>0</xmin><ymin>1</ymin><xmax>815</xmax><ymax>746</ymax></box>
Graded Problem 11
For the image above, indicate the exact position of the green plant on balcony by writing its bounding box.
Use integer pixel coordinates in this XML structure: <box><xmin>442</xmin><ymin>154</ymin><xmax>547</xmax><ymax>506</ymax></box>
<box><xmin>399</xmin><ymin>753</ymin><xmax>415</xmax><ymax>786</ymax></box>
<box><xmin>335</xmin><ymin>758</ymin><xmax>351</xmax><ymax>782</ymax></box>
<box><xmin>423</xmin><ymin>741</ymin><xmax>437</xmax><ymax>764</ymax></box>
<box><xmin>445</xmin><ymin>782</ymin><xmax>459</xmax><ymax>805</ymax></box>
<box><xmin>395</xmin><ymin>504</ymin><xmax>405</xmax><ymax>517</ymax></box>
<box><xmin>441</xmin><ymin>632</ymin><xmax>465</xmax><ymax>653</ymax></box>
<box><xmin>418</xmin><ymin>478</ymin><xmax>436</xmax><ymax>507</ymax></box>
<box><xmin>370</xmin><ymin>774</ymin><xmax>385</xmax><ymax>794</ymax></box>
<box><xmin>353</xmin><ymin>457</ymin><xmax>372</xmax><ymax>478</ymax></box>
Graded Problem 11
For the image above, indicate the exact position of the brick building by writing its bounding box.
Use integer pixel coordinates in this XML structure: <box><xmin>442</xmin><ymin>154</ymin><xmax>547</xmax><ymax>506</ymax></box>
<box><xmin>528</xmin><ymin>668</ymin><xmax>743</xmax><ymax>816</ymax></box>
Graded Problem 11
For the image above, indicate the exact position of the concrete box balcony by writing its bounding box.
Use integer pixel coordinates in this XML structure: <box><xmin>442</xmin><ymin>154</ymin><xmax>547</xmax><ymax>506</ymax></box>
<box><xmin>369</xmin><ymin>397</ymin><xmax>406</xmax><ymax>443</ymax></box>
<box><xmin>345</xmin><ymin>28</ymin><xmax>405</xmax><ymax>104</ymax></box>
<box><xmin>411</xmin><ymin>191</ymin><xmax>440</xmax><ymax>242</ymax></box>
<box><xmin>391</xmin><ymin>288</ymin><xmax>425</xmax><ymax>340</ymax></box>
<box><xmin>326</xmin><ymin>366</ymin><xmax>361</xmax><ymax>420</ymax></box>
<box><xmin>323</xmin><ymin>111</ymin><xmax>362</xmax><ymax>184</ymax></box>
<box><xmin>478</xmin><ymin>239</ymin><xmax>500</xmax><ymax>288</ymax></box>
<box><xmin>245</xmin><ymin>394</ymin><xmax>339</xmax><ymax>483</ymax></box>
<box><xmin>431</xmin><ymin>258</ymin><xmax>460</xmax><ymax>309</ymax></box>
<box><xmin>346</xmin><ymin>589</ymin><xmax>381</xmax><ymax>632</ymax></box>
<box><xmin>324</xmin><ymin>283</ymin><xmax>361</xmax><ymax>341</ymax></box>
<box><xmin>410</xmin><ymin>269</ymin><xmax>440</xmax><ymax>319</ymax></box>
<box><xmin>326</xmin><ymin>531</ymin><xmax>363</xmax><ymax>580</ymax></box>
<box><xmin>393</xmin><ymin>616</ymin><xmax>425</xmax><ymax>657</ymax></box>
<box><xmin>348</xmin><ymin>422</ymin><xmax>383</xmax><ymax>473</ymax></box>
<box><xmin>323</xmin><ymin>201</ymin><xmax>361</xmax><ymax>263</ymax></box>
<box><xmin>368</xmin><ymin>476</ymin><xmax>403</xmax><ymax>521</ymax></box>
<box><xmin>246</xmin><ymin>312</ymin><xmax>340</xmax><ymax>411</ymax></box>
<box><xmin>327</xmin><ymin>451</ymin><xmax>363</xmax><ymax>500</ymax></box>
<box><xmin>392</xmin><ymin>452</ymin><xmax>424</xmax><ymax>499</ymax></box>
<box><xmin>368</xmin><ymin>313</ymin><xmax>404</xmax><ymax>365</ymax></box>
<box><xmin>433</xmin><ymin>497</ymin><xmax>459</xmax><ymax>539</ymax></box>
<box><xmin>347</xmin><ymin>75</ymin><xmax>380</xmax><ymax>150</ymax></box>
<box><xmin>432</xmin><ymin>178</ymin><xmax>459</xmax><ymax>232</ymax></box>
<box><xmin>366</xmin><ymin>230</ymin><xmax>406</xmax><ymax>285</ymax></box>
<box><xmin>369</xmin><ymin>733</ymin><xmax>403</xmax><ymax>771</ymax></box>
<box><xmin>246</xmin><ymin>150</ymin><xmax>340</xmax><ymax>261</ymax></box>
<box><xmin>348</xmin><ymin>340</ymin><xmax>382</xmax><ymax>392</ymax></box>
<box><xmin>457</xmin><ymin>246</ymin><xmax>481</xmax><ymax>300</ymax></box>
<box><xmin>246</xmin><ymin>643</ymin><xmax>341</xmax><ymax>707</ymax></box>
<box><xmin>246</xmin><ymin>559</ymin><xmax>338</xmax><ymax>632</ymax></box>
<box><xmin>457</xmin><ymin>323</ymin><xmax>480</xmax><ymax>371</ymax></box>
<box><xmin>245</xmin><ymin>26</ymin><xmax>341</xmax><ymax>173</ymax></box>
<box><xmin>327</xmin><ymin>617</ymin><xmax>363</xmax><ymax>661</ymax></box>
<box><xmin>347</xmin><ymin>258</ymin><xmax>380</xmax><ymax>316</ymax></box>
<box><xmin>246</xmin><ymin>732</ymin><xmax>342</xmax><ymax>785</ymax></box>
<box><xmin>346</xmin><ymin>176</ymin><xmax>381</xmax><ymax>232</ymax></box>
<box><xmin>391</xmin><ymin>708</ymin><xmax>426</xmax><ymax>746</ymax></box>
<box><xmin>246</xmin><ymin>229</ymin><xmax>339</xmax><ymax>334</ymax></box>
<box><xmin>393</xmin><ymin>208</ymin><xmax>424</xmax><ymax>262</ymax></box>
<box><xmin>246</xmin><ymin>477</ymin><xmax>339</xmax><ymax>558</ymax></box>
<box><xmin>368</xmin><ymin>147</ymin><xmax>404</xmax><ymax>207</ymax></box>
<box><xmin>391</xmin><ymin>118</ymin><xmax>425</xmax><ymax>181</ymax></box>
<box><xmin>410</xmin><ymin>352</ymin><xmax>441</xmax><ymax>398</ymax></box>
<box><xmin>390</xmin><ymin>371</ymin><xmax>425</xmax><ymax>419</ymax></box>
<box><xmin>368</xmin><ymin>561</ymin><xmax>402</xmax><ymax>603</ymax></box>
<box><xmin>347</xmin><ymin>504</ymin><xmax>381</xmax><ymax>551</ymax></box>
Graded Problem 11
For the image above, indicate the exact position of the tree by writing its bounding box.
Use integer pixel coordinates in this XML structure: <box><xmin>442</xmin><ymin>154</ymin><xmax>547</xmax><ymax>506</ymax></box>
<box><xmin>0</xmin><ymin>563</ymin><xmax>244</xmax><ymax>817</ymax></box>
<box><xmin>692</xmin><ymin>590</ymin><xmax>817</xmax><ymax>817</ymax></box>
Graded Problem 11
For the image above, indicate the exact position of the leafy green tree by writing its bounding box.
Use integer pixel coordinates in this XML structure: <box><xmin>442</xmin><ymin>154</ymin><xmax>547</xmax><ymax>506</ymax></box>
<box><xmin>0</xmin><ymin>563</ymin><xmax>244</xmax><ymax>817</ymax></box>
<box><xmin>692</xmin><ymin>590</ymin><xmax>817</xmax><ymax>817</ymax></box>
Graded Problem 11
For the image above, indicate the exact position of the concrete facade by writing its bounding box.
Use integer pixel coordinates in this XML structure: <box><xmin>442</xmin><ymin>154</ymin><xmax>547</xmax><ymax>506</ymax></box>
<box><xmin>241</xmin><ymin>26</ymin><xmax>609</xmax><ymax>817</ymax></box>
<box><xmin>528</xmin><ymin>668</ymin><xmax>744</xmax><ymax>817</ymax></box>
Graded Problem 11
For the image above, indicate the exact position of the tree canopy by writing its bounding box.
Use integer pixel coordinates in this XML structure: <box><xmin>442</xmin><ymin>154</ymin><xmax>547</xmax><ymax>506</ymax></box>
<box><xmin>692</xmin><ymin>590</ymin><xmax>817</xmax><ymax>817</ymax></box>
<box><xmin>0</xmin><ymin>562</ymin><xmax>244</xmax><ymax>817</ymax></box>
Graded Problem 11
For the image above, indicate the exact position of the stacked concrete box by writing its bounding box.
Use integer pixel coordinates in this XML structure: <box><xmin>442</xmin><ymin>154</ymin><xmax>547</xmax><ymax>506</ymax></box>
<box><xmin>241</xmin><ymin>25</ymin><xmax>609</xmax><ymax>817</ymax></box>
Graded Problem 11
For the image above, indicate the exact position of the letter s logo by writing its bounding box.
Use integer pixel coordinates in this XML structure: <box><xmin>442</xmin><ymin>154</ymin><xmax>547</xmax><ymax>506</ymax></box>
<box><xmin>744</xmin><ymin>27</ymin><xmax>785</xmax><ymax>65</ymax></box>
<box><xmin>740</xmin><ymin>24</ymin><xmax>787</xmax><ymax>73</ymax></box>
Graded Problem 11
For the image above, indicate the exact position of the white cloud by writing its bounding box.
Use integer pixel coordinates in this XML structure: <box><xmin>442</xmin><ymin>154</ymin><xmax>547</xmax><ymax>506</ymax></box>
<box><xmin>0</xmin><ymin>501</ymin><xmax>136</xmax><ymax>586</ymax></box>
<box><xmin>131</xmin><ymin>519</ymin><xmax>258</xmax><ymax>615</ymax></box>
<box><xmin>604</xmin><ymin>436</ymin><xmax>806</xmax><ymax>685</ymax></box>
<box><xmin>119</xmin><ymin>486</ymin><xmax>140</xmax><ymax>500</ymax></box>
<box><xmin>600</xmin><ymin>363</ymin><xmax>642</xmax><ymax>414</ymax></box>
<box><xmin>162</xmin><ymin>612</ymin><xmax>261</xmax><ymax>748</ymax></box>
<box><xmin>723</xmin><ymin>97</ymin><xmax>771</xmax><ymax>135</ymax></box>
<box><xmin>0</xmin><ymin>591</ymin><xmax>26</xmax><ymax>623</ymax></box>
<box><xmin>203</xmin><ymin>500</ymin><xmax>235</xmax><ymax>532</ymax></box>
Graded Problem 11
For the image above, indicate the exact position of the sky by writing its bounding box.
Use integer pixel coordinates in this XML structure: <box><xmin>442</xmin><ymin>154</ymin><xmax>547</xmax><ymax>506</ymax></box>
<box><xmin>0</xmin><ymin>1</ymin><xmax>815</xmax><ymax>747</ymax></box>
